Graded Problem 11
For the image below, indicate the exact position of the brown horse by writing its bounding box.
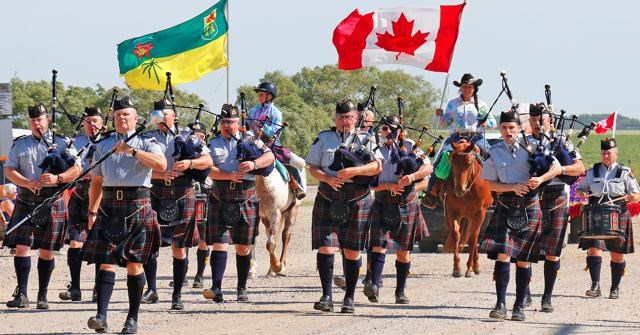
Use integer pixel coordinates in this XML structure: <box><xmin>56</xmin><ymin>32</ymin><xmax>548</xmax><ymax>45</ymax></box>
<box><xmin>441</xmin><ymin>139</ymin><xmax>493</xmax><ymax>277</ymax></box>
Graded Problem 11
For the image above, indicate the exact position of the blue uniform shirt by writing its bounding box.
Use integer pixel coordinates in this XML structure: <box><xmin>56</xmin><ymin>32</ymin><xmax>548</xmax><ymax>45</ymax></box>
<box><xmin>306</xmin><ymin>128</ymin><xmax>383</xmax><ymax>178</ymax></box>
<box><xmin>577</xmin><ymin>162</ymin><xmax>640</xmax><ymax>198</ymax></box>
<box><xmin>6</xmin><ymin>130</ymin><xmax>80</xmax><ymax>182</ymax></box>
<box><xmin>91</xmin><ymin>131</ymin><xmax>163</xmax><ymax>187</ymax></box>
<box><xmin>208</xmin><ymin>131</ymin><xmax>270</xmax><ymax>182</ymax></box>
<box><xmin>482</xmin><ymin>141</ymin><xmax>534</xmax><ymax>184</ymax></box>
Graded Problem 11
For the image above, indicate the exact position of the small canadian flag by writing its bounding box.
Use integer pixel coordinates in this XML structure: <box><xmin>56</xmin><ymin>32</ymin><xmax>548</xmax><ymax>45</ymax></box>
<box><xmin>594</xmin><ymin>111</ymin><xmax>617</xmax><ymax>134</ymax></box>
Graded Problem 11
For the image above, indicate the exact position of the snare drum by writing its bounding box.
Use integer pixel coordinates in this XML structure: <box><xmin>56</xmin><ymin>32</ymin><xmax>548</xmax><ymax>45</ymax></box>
<box><xmin>579</xmin><ymin>204</ymin><xmax>625</xmax><ymax>240</ymax></box>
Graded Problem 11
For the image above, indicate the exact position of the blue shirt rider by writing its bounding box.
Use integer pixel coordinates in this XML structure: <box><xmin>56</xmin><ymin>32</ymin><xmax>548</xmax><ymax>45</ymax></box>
<box><xmin>246</xmin><ymin>81</ymin><xmax>306</xmax><ymax>200</ymax></box>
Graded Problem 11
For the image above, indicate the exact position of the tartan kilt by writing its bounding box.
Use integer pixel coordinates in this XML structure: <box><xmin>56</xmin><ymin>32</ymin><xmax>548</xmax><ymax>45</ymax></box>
<box><xmin>579</xmin><ymin>206</ymin><xmax>634</xmax><ymax>254</ymax></box>
<box><xmin>195</xmin><ymin>190</ymin><xmax>210</xmax><ymax>242</ymax></box>
<box><xmin>150</xmin><ymin>182</ymin><xmax>199</xmax><ymax>248</ymax></box>
<box><xmin>205</xmin><ymin>183</ymin><xmax>259</xmax><ymax>246</ymax></box>
<box><xmin>369</xmin><ymin>193</ymin><xmax>429</xmax><ymax>251</ymax></box>
<box><xmin>312</xmin><ymin>185</ymin><xmax>372</xmax><ymax>251</ymax></box>
<box><xmin>66</xmin><ymin>181</ymin><xmax>91</xmax><ymax>243</ymax></box>
<box><xmin>480</xmin><ymin>194</ymin><xmax>542</xmax><ymax>263</ymax></box>
<box><xmin>80</xmin><ymin>196</ymin><xmax>160</xmax><ymax>265</ymax></box>
<box><xmin>538</xmin><ymin>188</ymin><xmax>570</xmax><ymax>258</ymax></box>
<box><xmin>3</xmin><ymin>191</ymin><xmax>67</xmax><ymax>251</ymax></box>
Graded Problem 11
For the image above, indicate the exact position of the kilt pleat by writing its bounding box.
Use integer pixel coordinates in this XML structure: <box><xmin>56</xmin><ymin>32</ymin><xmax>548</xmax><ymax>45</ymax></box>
<box><xmin>480</xmin><ymin>195</ymin><xmax>542</xmax><ymax>262</ymax></box>
<box><xmin>369</xmin><ymin>195</ymin><xmax>429</xmax><ymax>251</ymax></box>
<box><xmin>311</xmin><ymin>186</ymin><xmax>372</xmax><ymax>251</ymax></box>
<box><xmin>3</xmin><ymin>192</ymin><xmax>67</xmax><ymax>251</ymax></box>
<box><xmin>205</xmin><ymin>185</ymin><xmax>259</xmax><ymax>246</ymax></box>
<box><xmin>538</xmin><ymin>190</ymin><xmax>569</xmax><ymax>258</ymax></box>
<box><xmin>80</xmin><ymin>196</ymin><xmax>160</xmax><ymax>265</ymax></box>
<box><xmin>66</xmin><ymin>182</ymin><xmax>91</xmax><ymax>243</ymax></box>
<box><xmin>150</xmin><ymin>183</ymin><xmax>199</xmax><ymax>248</ymax></box>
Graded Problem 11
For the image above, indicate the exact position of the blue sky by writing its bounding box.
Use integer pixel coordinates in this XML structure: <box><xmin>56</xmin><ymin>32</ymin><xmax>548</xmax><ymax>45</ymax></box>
<box><xmin>1</xmin><ymin>0</ymin><xmax>638</xmax><ymax>119</ymax></box>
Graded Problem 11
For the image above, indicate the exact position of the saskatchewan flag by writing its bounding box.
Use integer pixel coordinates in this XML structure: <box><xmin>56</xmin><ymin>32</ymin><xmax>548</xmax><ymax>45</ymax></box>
<box><xmin>117</xmin><ymin>0</ymin><xmax>228</xmax><ymax>90</ymax></box>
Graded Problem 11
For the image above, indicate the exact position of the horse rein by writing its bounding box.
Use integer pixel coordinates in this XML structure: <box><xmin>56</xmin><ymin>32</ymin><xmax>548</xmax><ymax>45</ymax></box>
<box><xmin>451</xmin><ymin>149</ymin><xmax>481</xmax><ymax>197</ymax></box>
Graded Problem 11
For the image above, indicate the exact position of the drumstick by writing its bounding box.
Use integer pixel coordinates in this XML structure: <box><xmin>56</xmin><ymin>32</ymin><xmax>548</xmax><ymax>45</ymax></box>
<box><xmin>586</xmin><ymin>195</ymin><xmax>626</xmax><ymax>206</ymax></box>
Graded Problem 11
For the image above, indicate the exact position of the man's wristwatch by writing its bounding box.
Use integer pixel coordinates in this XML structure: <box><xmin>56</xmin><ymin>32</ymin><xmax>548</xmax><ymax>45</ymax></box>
<box><xmin>57</xmin><ymin>174</ymin><xmax>63</xmax><ymax>184</ymax></box>
<box><xmin>131</xmin><ymin>148</ymin><xmax>138</xmax><ymax>157</ymax></box>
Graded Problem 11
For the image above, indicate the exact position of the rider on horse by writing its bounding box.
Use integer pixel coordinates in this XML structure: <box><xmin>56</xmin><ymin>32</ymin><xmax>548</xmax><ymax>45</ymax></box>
<box><xmin>246</xmin><ymin>81</ymin><xmax>306</xmax><ymax>200</ymax></box>
<box><xmin>423</xmin><ymin>73</ymin><xmax>496</xmax><ymax>208</ymax></box>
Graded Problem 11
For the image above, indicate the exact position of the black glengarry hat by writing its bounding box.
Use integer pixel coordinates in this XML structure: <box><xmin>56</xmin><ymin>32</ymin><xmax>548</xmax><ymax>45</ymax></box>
<box><xmin>601</xmin><ymin>138</ymin><xmax>617</xmax><ymax>150</ymax></box>
<box><xmin>336</xmin><ymin>99</ymin><xmax>356</xmax><ymax>114</ymax></box>
<box><xmin>28</xmin><ymin>103</ymin><xmax>48</xmax><ymax>118</ymax></box>
<box><xmin>220</xmin><ymin>104</ymin><xmax>239</xmax><ymax>119</ymax></box>
<box><xmin>84</xmin><ymin>106</ymin><xmax>102</xmax><ymax>117</ymax></box>
<box><xmin>499</xmin><ymin>110</ymin><xmax>519</xmax><ymax>124</ymax></box>
<box><xmin>113</xmin><ymin>96</ymin><xmax>136</xmax><ymax>111</ymax></box>
<box><xmin>153</xmin><ymin>98</ymin><xmax>174</xmax><ymax>111</ymax></box>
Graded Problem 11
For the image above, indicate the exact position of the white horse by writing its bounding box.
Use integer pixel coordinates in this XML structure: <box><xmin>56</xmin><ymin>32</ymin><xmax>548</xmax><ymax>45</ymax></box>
<box><xmin>251</xmin><ymin>165</ymin><xmax>305</xmax><ymax>277</ymax></box>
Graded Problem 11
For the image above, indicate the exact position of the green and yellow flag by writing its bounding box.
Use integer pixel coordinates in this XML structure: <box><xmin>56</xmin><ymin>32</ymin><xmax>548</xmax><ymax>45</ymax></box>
<box><xmin>117</xmin><ymin>0</ymin><xmax>228</xmax><ymax>90</ymax></box>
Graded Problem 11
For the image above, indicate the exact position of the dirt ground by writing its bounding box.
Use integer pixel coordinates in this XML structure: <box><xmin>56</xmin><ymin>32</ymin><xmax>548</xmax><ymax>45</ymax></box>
<box><xmin>1</xmin><ymin>186</ymin><xmax>640</xmax><ymax>335</ymax></box>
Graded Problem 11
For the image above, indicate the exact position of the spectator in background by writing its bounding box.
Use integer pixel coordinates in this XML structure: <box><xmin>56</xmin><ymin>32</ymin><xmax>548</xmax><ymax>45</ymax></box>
<box><xmin>1</xmin><ymin>183</ymin><xmax>17</xmax><ymax>221</ymax></box>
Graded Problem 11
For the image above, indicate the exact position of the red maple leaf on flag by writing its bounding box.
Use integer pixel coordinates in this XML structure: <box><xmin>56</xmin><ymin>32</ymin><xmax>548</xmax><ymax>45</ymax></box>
<box><xmin>375</xmin><ymin>13</ymin><xmax>429</xmax><ymax>60</ymax></box>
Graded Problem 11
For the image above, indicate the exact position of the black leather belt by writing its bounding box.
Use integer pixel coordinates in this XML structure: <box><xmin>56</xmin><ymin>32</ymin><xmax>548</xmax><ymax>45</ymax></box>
<box><xmin>213</xmin><ymin>180</ymin><xmax>256</xmax><ymax>191</ymax></box>
<box><xmin>374</xmin><ymin>190</ymin><xmax>416</xmax><ymax>205</ymax></box>
<box><xmin>102</xmin><ymin>187</ymin><xmax>150</xmax><ymax>200</ymax></box>
<box><xmin>151</xmin><ymin>175</ymin><xmax>193</xmax><ymax>188</ymax></box>
<box><xmin>18</xmin><ymin>187</ymin><xmax>60</xmax><ymax>197</ymax></box>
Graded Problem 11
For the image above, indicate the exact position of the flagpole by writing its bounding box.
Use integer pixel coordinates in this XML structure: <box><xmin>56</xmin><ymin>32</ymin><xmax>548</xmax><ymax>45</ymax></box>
<box><xmin>612</xmin><ymin>111</ymin><xmax>617</xmax><ymax>138</ymax></box>
<box><xmin>225</xmin><ymin>0</ymin><xmax>230</xmax><ymax>103</ymax></box>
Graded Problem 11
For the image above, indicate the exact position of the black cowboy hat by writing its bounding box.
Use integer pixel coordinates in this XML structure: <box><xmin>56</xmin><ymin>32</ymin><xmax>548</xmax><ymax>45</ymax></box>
<box><xmin>453</xmin><ymin>73</ymin><xmax>483</xmax><ymax>87</ymax></box>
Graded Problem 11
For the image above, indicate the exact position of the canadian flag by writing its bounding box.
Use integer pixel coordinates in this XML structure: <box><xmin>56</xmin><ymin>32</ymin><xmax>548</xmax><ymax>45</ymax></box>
<box><xmin>594</xmin><ymin>111</ymin><xmax>617</xmax><ymax>134</ymax></box>
<box><xmin>333</xmin><ymin>3</ymin><xmax>465</xmax><ymax>72</ymax></box>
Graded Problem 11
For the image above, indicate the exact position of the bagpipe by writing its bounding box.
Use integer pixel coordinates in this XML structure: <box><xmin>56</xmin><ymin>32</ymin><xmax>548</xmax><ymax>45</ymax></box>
<box><xmin>38</xmin><ymin>69</ymin><xmax>80</xmax><ymax>175</ymax></box>
<box><xmin>233</xmin><ymin>92</ymin><xmax>274</xmax><ymax>176</ymax></box>
<box><xmin>150</xmin><ymin>72</ymin><xmax>211</xmax><ymax>183</ymax></box>
<box><xmin>327</xmin><ymin>86</ymin><xmax>381</xmax><ymax>186</ymax></box>
<box><xmin>391</xmin><ymin>96</ymin><xmax>443</xmax><ymax>178</ymax></box>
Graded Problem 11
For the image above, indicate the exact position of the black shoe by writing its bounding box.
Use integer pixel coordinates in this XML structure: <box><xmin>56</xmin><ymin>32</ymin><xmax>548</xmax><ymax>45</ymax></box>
<box><xmin>171</xmin><ymin>296</ymin><xmax>184</xmax><ymax>310</ymax></box>
<box><xmin>363</xmin><ymin>282</ymin><xmax>379</xmax><ymax>303</ymax></box>
<box><xmin>395</xmin><ymin>291</ymin><xmax>410</xmax><ymax>304</ymax></box>
<box><xmin>6</xmin><ymin>287</ymin><xmax>29</xmax><ymax>308</ymax></box>
<box><xmin>141</xmin><ymin>289</ymin><xmax>158</xmax><ymax>304</ymax></box>
<box><xmin>540</xmin><ymin>295</ymin><xmax>554</xmax><ymax>313</ymax></box>
<box><xmin>341</xmin><ymin>297</ymin><xmax>355</xmax><ymax>314</ymax></box>
<box><xmin>511</xmin><ymin>304</ymin><xmax>526</xmax><ymax>321</ymax></box>
<box><xmin>237</xmin><ymin>288</ymin><xmax>249</xmax><ymax>302</ymax></box>
<box><xmin>59</xmin><ymin>283</ymin><xmax>82</xmax><ymax>301</ymax></box>
<box><xmin>203</xmin><ymin>287</ymin><xmax>224</xmax><ymax>302</ymax></box>
<box><xmin>609</xmin><ymin>287</ymin><xmax>620</xmax><ymax>299</ymax></box>
<box><xmin>36</xmin><ymin>290</ymin><xmax>49</xmax><ymax>310</ymax></box>
<box><xmin>313</xmin><ymin>295</ymin><xmax>334</xmax><ymax>312</ymax></box>
<box><xmin>87</xmin><ymin>314</ymin><xmax>108</xmax><ymax>333</ymax></box>
<box><xmin>489</xmin><ymin>302</ymin><xmax>507</xmax><ymax>320</ymax></box>
<box><xmin>524</xmin><ymin>292</ymin><xmax>532</xmax><ymax>308</ymax></box>
<box><xmin>586</xmin><ymin>281</ymin><xmax>601</xmax><ymax>297</ymax></box>
<box><xmin>92</xmin><ymin>286</ymin><xmax>97</xmax><ymax>303</ymax></box>
<box><xmin>192</xmin><ymin>275</ymin><xmax>204</xmax><ymax>289</ymax></box>
<box><xmin>120</xmin><ymin>317</ymin><xmax>138</xmax><ymax>334</ymax></box>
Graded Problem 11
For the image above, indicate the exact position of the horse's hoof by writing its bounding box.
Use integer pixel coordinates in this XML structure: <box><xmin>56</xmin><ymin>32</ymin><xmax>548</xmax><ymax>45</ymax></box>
<box><xmin>265</xmin><ymin>270</ymin><xmax>276</xmax><ymax>277</ymax></box>
<box><xmin>473</xmin><ymin>268</ymin><xmax>481</xmax><ymax>275</ymax></box>
<box><xmin>465</xmin><ymin>271</ymin><xmax>474</xmax><ymax>278</ymax></box>
<box><xmin>452</xmin><ymin>270</ymin><xmax>464</xmax><ymax>278</ymax></box>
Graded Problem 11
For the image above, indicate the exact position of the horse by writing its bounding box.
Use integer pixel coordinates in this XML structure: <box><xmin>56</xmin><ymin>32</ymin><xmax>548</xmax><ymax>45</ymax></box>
<box><xmin>253</xmin><ymin>164</ymin><xmax>305</xmax><ymax>276</ymax></box>
<box><xmin>440</xmin><ymin>139</ymin><xmax>493</xmax><ymax>277</ymax></box>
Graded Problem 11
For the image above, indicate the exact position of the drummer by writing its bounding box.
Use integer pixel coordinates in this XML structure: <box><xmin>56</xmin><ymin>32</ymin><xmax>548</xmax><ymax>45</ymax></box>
<box><xmin>576</xmin><ymin>138</ymin><xmax>640</xmax><ymax>299</ymax></box>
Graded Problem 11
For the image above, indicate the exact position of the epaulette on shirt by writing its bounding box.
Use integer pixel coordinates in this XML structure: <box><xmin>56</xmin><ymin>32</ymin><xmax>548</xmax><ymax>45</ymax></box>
<box><xmin>10</xmin><ymin>134</ymin><xmax>28</xmax><ymax>149</ymax></box>
<box><xmin>313</xmin><ymin>127</ymin><xmax>338</xmax><ymax>145</ymax></box>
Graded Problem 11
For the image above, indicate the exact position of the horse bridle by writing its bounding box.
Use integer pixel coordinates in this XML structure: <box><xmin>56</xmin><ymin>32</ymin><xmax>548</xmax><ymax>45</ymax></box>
<box><xmin>451</xmin><ymin>149</ymin><xmax>481</xmax><ymax>197</ymax></box>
